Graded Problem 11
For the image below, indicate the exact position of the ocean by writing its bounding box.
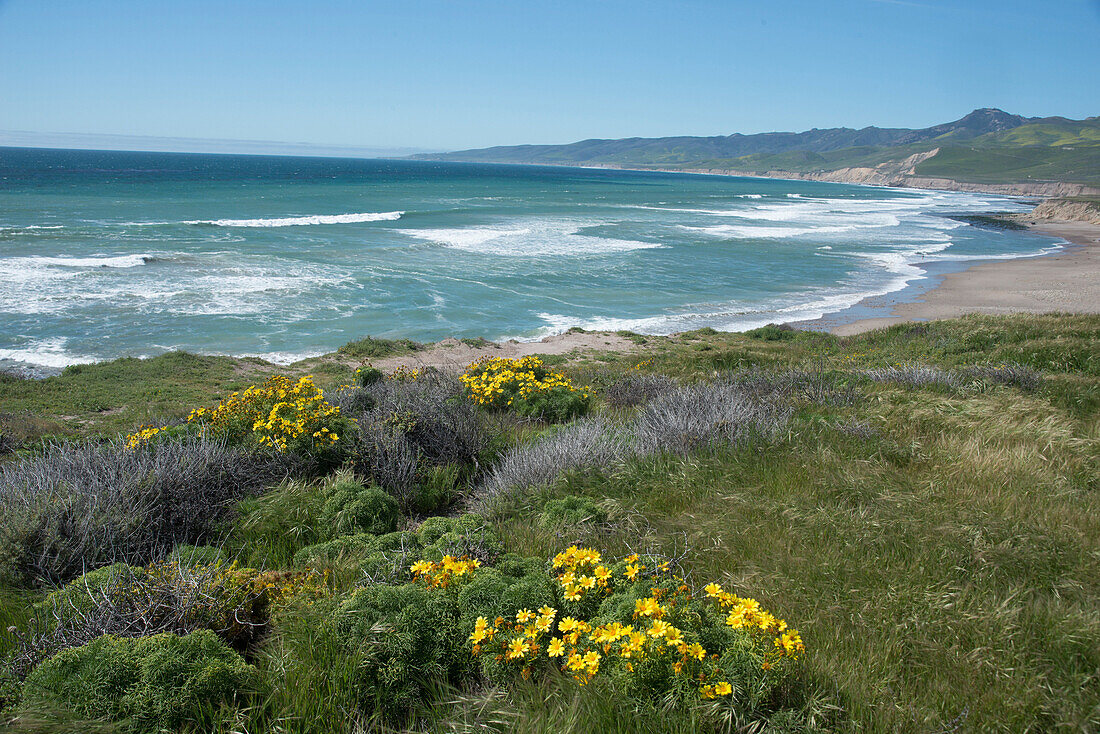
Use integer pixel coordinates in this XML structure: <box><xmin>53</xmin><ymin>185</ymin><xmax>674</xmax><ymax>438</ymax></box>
<box><xmin>0</xmin><ymin>147</ymin><xmax>1064</xmax><ymax>372</ymax></box>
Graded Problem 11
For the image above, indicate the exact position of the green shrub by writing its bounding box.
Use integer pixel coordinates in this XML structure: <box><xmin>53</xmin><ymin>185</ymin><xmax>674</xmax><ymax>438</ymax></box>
<box><xmin>293</xmin><ymin>533</ymin><xmax>382</xmax><ymax>569</ymax></box>
<box><xmin>354</xmin><ymin>364</ymin><xmax>384</xmax><ymax>387</ymax></box>
<box><xmin>412</xmin><ymin>463</ymin><xmax>461</xmax><ymax>513</ymax></box>
<box><xmin>538</xmin><ymin>495</ymin><xmax>608</xmax><ymax>529</ymax></box>
<box><xmin>357</xmin><ymin>531</ymin><xmax>423</xmax><ymax>583</ymax></box>
<box><xmin>744</xmin><ymin>324</ymin><xmax>797</xmax><ymax>341</ymax></box>
<box><xmin>338</xmin><ymin>336</ymin><xmax>422</xmax><ymax>360</ymax></box>
<box><xmin>335</xmin><ymin>584</ymin><xmax>471</xmax><ymax>721</ymax></box>
<box><xmin>319</xmin><ymin>475</ymin><xmax>400</xmax><ymax>538</ymax></box>
<box><xmin>415</xmin><ymin>514</ymin><xmax>503</xmax><ymax>563</ymax></box>
<box><xmin>20</xmin><ymin>630</ymin><xmax>257</xmax><ymax>733</ymax></box>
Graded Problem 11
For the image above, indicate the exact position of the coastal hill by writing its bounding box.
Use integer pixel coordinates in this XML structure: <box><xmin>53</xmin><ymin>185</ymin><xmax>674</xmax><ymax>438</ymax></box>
<box><xmin>415</xmin><ymin>109</ymin><xmax>1100</xmax><ymax>196</ymax></box>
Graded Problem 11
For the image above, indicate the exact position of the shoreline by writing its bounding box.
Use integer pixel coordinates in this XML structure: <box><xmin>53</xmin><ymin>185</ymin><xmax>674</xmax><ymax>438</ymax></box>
<box><xmin>799</xmin><ymin>219</ymin><xmax>1100</xmax><ymax>336</ymax></box>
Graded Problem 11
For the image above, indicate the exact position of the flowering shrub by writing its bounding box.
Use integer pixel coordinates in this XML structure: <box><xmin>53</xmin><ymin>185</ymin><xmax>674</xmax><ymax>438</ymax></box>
<box><xmin>126</xmin><ymin>375</ymin><xmax>351</xmax><ymax>455</ymax></box>
<box><xmin>459</xmin><ymin>356</ymin><xmax>591</xmax><ymax>421</ymax></box>
<box><xmin>405</xmin><ymin>545</ymin><xmax>802</xmax><ymax>706</ymax></box>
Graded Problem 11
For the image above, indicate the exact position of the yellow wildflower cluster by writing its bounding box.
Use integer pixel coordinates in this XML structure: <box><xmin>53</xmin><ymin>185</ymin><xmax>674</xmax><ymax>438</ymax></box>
<box><xmin>459</xmin><ymin>356</ymin><xmax>590</xmax><ymax>414</ymax></box>
<box><xmin>126</xmin><ymin>375</ymin><xmax>347</xmax><ymax>453</ymax></box>
<box><xmin>124</xmin><ymin>425</ymin><xmax>166</xmax><ymax>450</ymax></box>
<box><xmin>553</xmin><ymin>545</ymin><xmax>616</xmax><ymax>603</ymax></box>
<box><xmin>410</xmin><ymin>555</ymin><xmax>481</xmax><ymax>588</ymax></box>
<box><xmin>469</xmin><ymin>606</ymin><xmax>559</xmax><ymax>681</ymax></box>
<box><xmin>704</xmin><ymin>582</ymin><xmax>804</xmax><ymax>657</ymax></box>
<box><xmin>195</xmin><ymin>375</ymin><xmax>345</xmax><ymax>452</ymax></box>
<box><xmin>468</xmin><ymin>546</ymin><xmax>804</xmax><ymax>698</ymax></box>
<box><xmin>633</xmin><ymin>359</ymin><xmax>654</xmax><ymax>370</ymax></box>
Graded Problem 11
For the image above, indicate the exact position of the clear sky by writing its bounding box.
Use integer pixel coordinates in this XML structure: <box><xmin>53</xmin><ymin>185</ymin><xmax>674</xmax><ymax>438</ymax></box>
<box><xmin>1</xmin><ymin>0</ymin><xmax>1098</xmax><ymax>152</ymax></box>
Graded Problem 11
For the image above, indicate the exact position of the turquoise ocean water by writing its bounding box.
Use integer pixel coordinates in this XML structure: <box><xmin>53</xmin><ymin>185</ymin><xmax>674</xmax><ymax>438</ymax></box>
<box><xmin>0</xmin><ymin>147</ymin><xmax>1064</xmax><ymax>371</ymax></box>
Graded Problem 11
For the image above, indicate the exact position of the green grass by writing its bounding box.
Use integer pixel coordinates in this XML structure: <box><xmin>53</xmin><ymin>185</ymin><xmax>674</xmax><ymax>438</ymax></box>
<box><xmin>336</xmin><ymin>336</ymin><xmax>424</xmax><ymax>360</ymax></box>
<box><xmin>490</xmin><ymin>379</ymin><xmax>1099</xmax><ymax>729</ymax></box>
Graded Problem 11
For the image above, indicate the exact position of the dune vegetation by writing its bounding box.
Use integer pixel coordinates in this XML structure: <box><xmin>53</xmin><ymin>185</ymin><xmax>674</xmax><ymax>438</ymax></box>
<box><xmin>0</xmin><ymin>313</ymin><xmax>1098</xmax><ymax>732</ymax></box>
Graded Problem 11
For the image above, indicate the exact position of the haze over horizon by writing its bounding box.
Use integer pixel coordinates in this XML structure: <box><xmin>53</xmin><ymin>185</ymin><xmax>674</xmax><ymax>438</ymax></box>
<box><xmin>2</xmin><ymin>0</ymin><xmax>1098</xmax><ymax>154</ymax></box>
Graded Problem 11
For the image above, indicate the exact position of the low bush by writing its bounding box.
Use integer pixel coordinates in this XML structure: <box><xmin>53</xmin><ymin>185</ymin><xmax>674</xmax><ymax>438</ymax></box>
<box><xmin>0</xmin><ymin>437</ymin><xmax>284</xmax><ymax>585</ymax></box>
<box><xmin>344</xmin><ymin>370</ymin><xmax>491</xmax><ymax>468</ymax></box>
<box><xmin>402</xmin><ymin>545</ymin><xmax>808</xmax><ymax>728</ymax></box>
<box><xmin>744</xmin><ymin>323</ymin><xmax>798</xmax><ymax>341</ymax></box>
<box><xmin>6</xmin><ymin>559</ymin><xmax>325</xmax><ymax>681</ymax></box>
<box><xmin>334</xmin><ymin>583</ymin><xmax>472</xmax><ymax>721</ymax></box>
<box><xmin>180</xmin><ymin>375</ymin><xmax>353</xmax><ymax>457</ymax></box>
<box><xmin>353</xmin><ymin>363</ymin><xmax>384</xmax><ymax>386</ymax></box>
<box><xmin>601</xmin><ymin>372</ymin><xmax>678</xmax><ymax>408</ymax></box>
<box><xmin>863</xmin><ymin>364</ymin><xmax>960</xmax><ymax>390</ymax></box>
<box><xmin>20</xmin><ymin>630</ymin><xmax>257</xmax><ymax>733</ymax></box>
<box><xmin>292</xmin><ymin>533</ymin><xmax>382</xmax><ymax>570</ymax></box>
<box><xmin>960</xmin><ymin>362</ymin><xmax>1042</xmax><ymax>391</ymax></box>
<box><xmin>460</xmin><ymin>356</ymin><xmax>591</xmax><ymax>421</ymax></box>
<box><xmin>480</xmin><ymin>417</ymin><xmax>631</xmax><ymax>502</ymax></box>
<box><xmin>337</xmin><ymin>336</ymin><xmax>422</xmax><ymax>360</ymax></box>
<box><xmin>634</xmin><ymin>379</ymin><xmax>791</xmax><ymax>455</ymax></box>
<box><xmin>318</xmin><ymin>474</ymin><xmax>400</xmax><ymax>538</ymax></box>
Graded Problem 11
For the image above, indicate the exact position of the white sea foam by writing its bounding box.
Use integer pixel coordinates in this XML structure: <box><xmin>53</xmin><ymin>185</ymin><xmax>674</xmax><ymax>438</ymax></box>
<box><xmin>683</xmin><ymin>223</ymin><xmax>858</xmax><ymax>238</ymax></box>
<box><xmin>180</xmin><ymin>211</ymin><xmax>404</xmax><ymax>227</ymax></box>
<box><xmin>15</xmin><ymin>254</ymin><xmax>153</xmax><ymax>268</ymax></box>
<box><xmin>0</xmin><ymin>338</ymin><xmax>96</xmax><ymax>369</ymax></box>
<box><xmin>405</xmin><ymin>219</ymin><xmax>663</xmax><ymax>256</ymax></box>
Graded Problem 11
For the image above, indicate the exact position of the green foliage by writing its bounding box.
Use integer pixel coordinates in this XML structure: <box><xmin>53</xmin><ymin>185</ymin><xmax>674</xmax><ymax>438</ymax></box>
<box><xmin>538</xmin><ymin>495</ymin><xmax>608</xmax><ymax>529</ymax></box>
<box><xmin>318</xmin><ymin>475</ymin><xmax>400</xmax><ymax>538</ymax></box>
<box><xmin>337</xmin><ymin>336</ymin><xmax>422</xmax><ymax>360</ymax></box>
<box><xmin>227</xmin><ymin>478</ymin><xmax>326</xmax><ymax>568</ymax></box>
<box><xmin>411</xmin><ymin>463</ymin><xmax>462</xmax><ymax>513</ymax></box>
<box><xmin>353</xmin><ymin>365</ymin><xmax>384</xmax><ymax>387</ymax></box>
<box><xmin>334</xmin><ymin>583</ymin><xmax>472</xmax><ymax>721</ymax></box>
<box><xmin>20</xmin><ymin>630</ymin><xmax>257</xmax><ymax>733</ymax></box>
<box><xmin>744</xmin><ymin>323</ymin><xmax>798</xmax><ymax>341</ymax></box>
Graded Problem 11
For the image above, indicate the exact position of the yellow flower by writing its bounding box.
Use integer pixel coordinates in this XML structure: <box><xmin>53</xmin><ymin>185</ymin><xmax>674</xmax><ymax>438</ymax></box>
<box><xmin>547</xmin><ymin>637</ymin><xmax>566</xmax><ymax>657</ymax></box>
<box><xmin>714</xmin><ymin>681</ymin><xmax>732</xmax><ymax>696</ymax></box>
<box><xmin>507</xmin><ymin>638</ymin><xmax>529</xmax><ymax>660</ymax></box>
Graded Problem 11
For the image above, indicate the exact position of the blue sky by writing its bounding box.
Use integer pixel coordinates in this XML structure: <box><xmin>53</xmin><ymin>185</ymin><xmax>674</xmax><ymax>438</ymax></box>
<box><xmin>1</xmin><ymin>0</ymin><xmax>1097</xmax><ymax>151</ymax></box>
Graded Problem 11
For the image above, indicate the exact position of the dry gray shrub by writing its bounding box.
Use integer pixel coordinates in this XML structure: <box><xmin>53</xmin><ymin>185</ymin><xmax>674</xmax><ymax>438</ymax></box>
<box><xmin>479</xmin><ymin>417</ymin><xmax>632</xmax><ymax>502</ymax></box>
<box><xmin>959</xmin><ymin>363</ymin><xmax>1041</xmax><ymax>392</ymax></box>
<box><xmin>602</xmin><ymin>372</ymin><xmax>679</xmax><ymax>408</ymax></box>
<box><xmin>634</xmin><ymin>379</ymin><xmax>792</xmax><ymax>456</ymax></box>
<box><xmin>0</xmin><ymin>437</ymin><xmax>284</xmax><ymax>585</ymax></box>
<box><xmin>479</xmin><ymin>378</ymin><xmax>791</xmax><ymax>504</ymax></box>
<box><xmin>862</xmin><ymin>365</ymin><xmax>961</xmax><ymax>390</ymax></box>
<box><xmin>348</xmin><ymin>426</ymin><xmax>418</xmax><ymax>506</ymax></box>
<box><xmin>334</xmin><ymin>370</ymin><xmax>493</xmax><ymax>469</ymax></box>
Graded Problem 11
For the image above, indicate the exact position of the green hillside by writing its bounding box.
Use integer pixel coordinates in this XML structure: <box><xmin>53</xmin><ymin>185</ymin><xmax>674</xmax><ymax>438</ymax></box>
<box><xmin>421</xmin><ymin>111</ymin><xmax>1100</xmax><ymax>187</ymax></box>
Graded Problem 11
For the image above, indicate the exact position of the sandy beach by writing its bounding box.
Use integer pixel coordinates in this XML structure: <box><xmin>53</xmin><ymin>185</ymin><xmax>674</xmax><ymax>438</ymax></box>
<box><xmin>825</xmin><ymin>220</ymin><xmax>1100</xmax><ymax>336</ymax></box>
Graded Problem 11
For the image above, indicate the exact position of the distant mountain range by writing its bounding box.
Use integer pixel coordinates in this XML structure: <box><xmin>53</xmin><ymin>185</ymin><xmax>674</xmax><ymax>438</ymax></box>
<box><xmin>415</xmin><ymin>109</ymin><xmax>1100</xmax><ymax>194</ymax></box>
